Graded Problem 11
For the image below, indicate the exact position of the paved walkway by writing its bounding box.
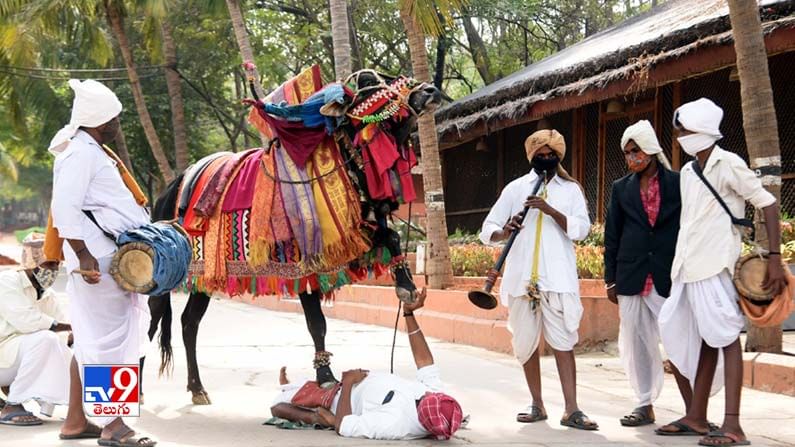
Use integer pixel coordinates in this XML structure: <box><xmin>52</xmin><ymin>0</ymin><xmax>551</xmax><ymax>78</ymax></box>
<box><xmin>2</xmin><ymin>291</ymin><xmax>794</xmax><ymax>446</ymax></box>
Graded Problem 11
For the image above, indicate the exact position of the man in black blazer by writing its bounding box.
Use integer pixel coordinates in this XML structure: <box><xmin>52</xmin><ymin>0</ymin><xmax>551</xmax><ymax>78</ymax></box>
<box><xmin>604</xmin><ymin>120</ymin><xmax>686</xmax><ymax>428</ymax></box>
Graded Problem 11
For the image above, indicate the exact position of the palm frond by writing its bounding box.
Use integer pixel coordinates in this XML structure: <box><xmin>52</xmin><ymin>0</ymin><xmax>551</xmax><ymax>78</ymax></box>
<box><xmin>399</xmin><ymin>0</ymin><xmax>468</xmax><ymax>37</ymax></box>
<box><xmin>0</xmin><ymin>142</ymin><xmax>19</xmax><ymax>182</ymax></box>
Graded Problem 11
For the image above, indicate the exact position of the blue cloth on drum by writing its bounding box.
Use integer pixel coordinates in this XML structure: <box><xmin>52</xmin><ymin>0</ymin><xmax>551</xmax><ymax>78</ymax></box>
<box><xmin>116</xmin><ymin>223</ymin><xmax>192</xmax><ymax>296</ymax></box>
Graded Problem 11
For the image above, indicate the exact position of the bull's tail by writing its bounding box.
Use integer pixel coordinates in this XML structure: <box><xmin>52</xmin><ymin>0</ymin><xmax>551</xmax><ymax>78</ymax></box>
<box><xmin>157</xmin><ymin>294</ymin><xmax>174</xmax><ymax>377</ymax></box>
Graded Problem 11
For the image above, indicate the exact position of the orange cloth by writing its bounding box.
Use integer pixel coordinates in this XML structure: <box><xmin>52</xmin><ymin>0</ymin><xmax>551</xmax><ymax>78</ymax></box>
<box><xmin>43</xmin><ymin>145</ymin><xmax>148</xmax><ymax>261</ymax></box>
<box><xmin>739</xmin><ymin>267</ymin><xmax>795</xmax><ymax>328</ymax></box>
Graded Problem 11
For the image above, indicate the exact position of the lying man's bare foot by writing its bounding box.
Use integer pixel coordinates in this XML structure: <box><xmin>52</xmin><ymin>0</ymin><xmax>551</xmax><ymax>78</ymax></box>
<box><xmin>279</xmin><ymin>367</ymin><xmax>289</xmax><ymax>385</ymax></box>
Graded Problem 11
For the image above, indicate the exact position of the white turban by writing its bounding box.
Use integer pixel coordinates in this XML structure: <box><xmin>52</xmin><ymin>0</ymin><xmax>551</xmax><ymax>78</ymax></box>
<box><xmin>673</xmin><ymin>97</ymin><xmax>724</xmax><ymax>138</ymax></box>
<box><xmin>48</xmin><ymin>79</ymin><xmax>123</xmax><ymax>155</ymax></box>
<box><xmin>620</xmin><ymin>120</ymin><xmax>671</xmax><ymax>169</ymax></box>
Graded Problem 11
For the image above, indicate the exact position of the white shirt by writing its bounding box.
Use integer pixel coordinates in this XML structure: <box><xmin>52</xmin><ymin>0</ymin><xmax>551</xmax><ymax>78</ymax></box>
<box><xmin>51</xmin><ymin>131</ymin><xmax>150</xmax><ymax>270</ymax></box>
<box><xmin>338</xmin><ymin>365</ymin><xmax>444</xmax><ymax>440</ymax></box>
<box><xmin>0</xmin><ymin>270</ymin><xmax>67</xmax><ymax>368</ymax></box>
<box><xmin>672</xmin><ymin>146</ymin><xmax>776</xmax><ymax>283</ymax></box>
<box><xmin>479</xmin><ymin>172</ymin><xmax>591</xmax><ymax>305</ymax></box>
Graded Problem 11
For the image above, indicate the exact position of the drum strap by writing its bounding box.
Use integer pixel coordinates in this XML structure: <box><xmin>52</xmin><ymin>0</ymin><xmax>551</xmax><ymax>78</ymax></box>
<box><xmin>691</xmin><ymin>161</ymin><xmax>755</xmax><ymax>241</ymax></box>
<box><xmin>82</xmin><ymin>210</ymin><xmax>118</xmax><ymax>244</ymax></box>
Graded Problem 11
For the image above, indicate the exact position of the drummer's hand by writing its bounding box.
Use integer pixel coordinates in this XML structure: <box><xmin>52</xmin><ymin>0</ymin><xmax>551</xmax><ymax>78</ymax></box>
<box><xmin>403</xmin><ymin>288</ymin><xmax>427</xmax><ymax>313</ymax></box>
<box><xmin>77</xmin><ymin>251</ymin><xmax>101</xmax><ymax>284</ymax></box>
<box><xmin>762</xmin><ymin>255</ymin><xmax>787</xmax><ymax>297</ymax></box>
<box><xmin>67</xmin><ymin>332</ymin><xmax>74</xmax><ymax>348</ymax></box>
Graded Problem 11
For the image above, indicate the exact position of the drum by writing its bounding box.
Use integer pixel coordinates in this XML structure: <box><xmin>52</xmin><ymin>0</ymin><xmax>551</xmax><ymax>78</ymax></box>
<box><xmin>733</xmin><ymin>253</ymin><xmax>772</xmax><ymax>304</ymax></box>
<box><xmin>110</xmin><ymin>221</ymin><xmax>192</xmax><ymax>295</ymax></box>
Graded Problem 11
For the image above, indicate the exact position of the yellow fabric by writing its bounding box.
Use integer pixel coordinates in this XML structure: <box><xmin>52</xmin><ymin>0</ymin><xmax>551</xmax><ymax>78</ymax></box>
<box><xmin>43</xmin><ymin>145</ymin><xmax>147</xmax><ymax>261</ymax></box>
<box><xmin>308</xmin><ymin>138</ymin><xmax>369</xmax><ymax>268</ymax></box>
<box><xmin>530</xmin><ymin>184</ymin><xmax>548</xmax><ymax>284</ymax></box>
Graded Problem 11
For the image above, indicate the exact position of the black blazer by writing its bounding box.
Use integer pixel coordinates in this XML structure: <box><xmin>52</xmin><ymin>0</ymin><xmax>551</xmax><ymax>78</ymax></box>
<box><xmin>604</xmin><ymin>163</ymin><xmax>681</xmax><ymax>297</ymax></box>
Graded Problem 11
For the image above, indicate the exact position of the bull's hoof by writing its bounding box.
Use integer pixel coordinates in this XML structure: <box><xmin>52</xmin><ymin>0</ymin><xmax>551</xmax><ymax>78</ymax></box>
<box><xmin>393</xmin><ymin>264</ymin><xmax>417</xmax><ymax>304</ymax></box>
<box><xmin>191</xmin><ymin>390</ymin><xmax>212</xmax><ymax>405</ymax></box>
<box><xmin>316</xmin><ymin>366</ymin><xmax>338</xmax><ymax>388</ymax></box>
<box><xmin>396</xmin><ymin>287</ymin><xmax>417</xmax><ymax>304</ymax></box>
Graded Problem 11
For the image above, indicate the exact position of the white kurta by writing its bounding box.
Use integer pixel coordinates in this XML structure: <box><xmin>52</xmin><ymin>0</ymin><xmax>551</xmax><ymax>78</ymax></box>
<box><xmin>480</xmin><ymin>172</ymin><xmax>590</xmax><ymax>362</ymax></box>
<box><xmin>617</xmin><ymin>288</ymin><xmax>666</xmax><ymax>406</ymax></box>
<box><xmin>479</xmin><ymin>172</ymin><xmax>591</xmax><ymax>303</ymax></box>
<box><xmin>339</xmin><ymin>365</ymin><xmax>444</xmax><ymax>440</ymax></box>
<box><xmin>0</xmin><ymin>270</ymin><xmax>71</xmax><ymax>410</ymax></box>
<box><xmin>50</xmin><ymin>130</ymin><xmax>150</xmax><ymax>425</ymax></box>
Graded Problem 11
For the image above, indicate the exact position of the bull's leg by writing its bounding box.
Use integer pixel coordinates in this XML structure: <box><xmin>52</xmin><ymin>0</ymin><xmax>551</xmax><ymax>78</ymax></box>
<box><xmin>379</xmin><ymin>225</ymin><xmax>417</xmax><ymax>303</ymax></box>
<box><xmin>298</xmin><ymin>291</ymin><xmax>337</xmax><ymax>386</ymax></box>
<box><xmin>182</xmin><ymin>292</ymin><xmax>212</xmax><ymax>405</ymax></box>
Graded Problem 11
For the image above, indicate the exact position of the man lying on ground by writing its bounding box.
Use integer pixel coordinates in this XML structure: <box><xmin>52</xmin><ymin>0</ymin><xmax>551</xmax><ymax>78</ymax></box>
<box><xmin>270</xmin><ymin>289</ymin><xmax>464</xmax><ymax>440</ymax></box>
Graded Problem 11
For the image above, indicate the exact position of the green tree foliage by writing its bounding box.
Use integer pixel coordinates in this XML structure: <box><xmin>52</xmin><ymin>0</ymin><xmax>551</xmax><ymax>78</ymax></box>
<box><xmin>0</xmin><ymin>0</ymin><xmax>662</xmax><ymax>210</ymax></box>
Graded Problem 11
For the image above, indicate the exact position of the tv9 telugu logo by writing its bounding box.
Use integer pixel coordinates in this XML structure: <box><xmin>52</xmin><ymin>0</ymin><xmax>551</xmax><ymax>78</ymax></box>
<box><xmin>83</xmin><ymin>365</ymin><xmax>140</xmax><ymax>417</ymax></box>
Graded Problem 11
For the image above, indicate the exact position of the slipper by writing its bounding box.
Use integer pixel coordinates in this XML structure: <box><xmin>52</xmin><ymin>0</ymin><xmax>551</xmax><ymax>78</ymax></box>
<box><xmin>620</xmin><ymin>406</ymin><xmax>655</xmax><ymax>427</ymax></box>
<box><xmin>655</xmin><ymin>420</ymin><xmax>708</xmax><ymax>436</ymax></box>
<box><xmin>0</xmin><ymin>410</ymin><xmax>43</xmax><ymax>426</ymax></box>
<box><xmin>517</xmin><ymin>405</ymin><xmax>547</xmax><ymax>423</ymax></box>
<box><xmin>698</xmin><ymin>431</ymin><xmax>751</xmax><ymax>446</ymax></box>
<box><xmin>97</xmin><ymin>427</ymin><xmax>157</xmax><ymax>447</ymax></box>
<box><xmin>560</xmin><ymin>410</ymin><xmax>598</xmax><ymax>431</ymax></box>
<box><xmin>60</xmin><ymin>422</ymin><xmax>103</xmax><ymax>439</ymax></box>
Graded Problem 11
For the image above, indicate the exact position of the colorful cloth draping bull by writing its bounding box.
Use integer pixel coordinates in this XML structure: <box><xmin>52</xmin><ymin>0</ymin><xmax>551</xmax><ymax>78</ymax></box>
<box><xmin>144</xmin><ymin>66</ymin><xmax>442</xmax><ymax>404</ymax></box>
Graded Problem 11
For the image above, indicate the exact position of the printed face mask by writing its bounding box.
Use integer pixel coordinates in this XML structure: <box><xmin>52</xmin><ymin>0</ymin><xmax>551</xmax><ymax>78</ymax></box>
<box><xmin>32</xmin><ymin>267</ymin><xmax>58</xmax><ymax>290</ymax></box>
<box><xmin>626</xmin><ymin>151</ymin><xmax>652</xmax><ymax>173</ymax></box>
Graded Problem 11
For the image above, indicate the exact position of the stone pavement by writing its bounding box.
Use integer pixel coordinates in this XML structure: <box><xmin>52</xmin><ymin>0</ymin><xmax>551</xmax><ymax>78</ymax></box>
<box><xmin>1</xmin><ymin>292</ymin><xmax>794</xmax><ymax>447</ymax></box>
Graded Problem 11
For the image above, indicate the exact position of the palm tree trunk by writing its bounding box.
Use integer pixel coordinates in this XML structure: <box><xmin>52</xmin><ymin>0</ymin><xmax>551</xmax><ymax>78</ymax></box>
<box><xmin>226</xmin><ymin>0</ymin><xmax>265</xmax><ymax>99</ymax></box>
<box><xmin>728</xmin><ymin>0</ymin><xmax>782</xmax><ymax>353</ymax></box>
<box><xmin>329</xmin><ymin>0</ymin><xmax>352</xmax><ymax>79</ymax></box>
<box><xmin>400</xmin><ymin>6</ymin><xmax>454</xmax><ymax>289</ymax></box>
<box><xmin>161</xmin><ymin>20</ymin><xmax>190</xmax><ymax>172</ymax></box>
<box><xmin>105</xmin><ymin>1</ymin><xmax>174</xmax><ymax>184</ymax></box>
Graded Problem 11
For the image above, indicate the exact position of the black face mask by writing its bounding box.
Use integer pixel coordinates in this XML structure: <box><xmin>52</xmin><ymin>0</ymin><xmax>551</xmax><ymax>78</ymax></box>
<box><xmin>532</xmin><ymin>154</ymin><xmax>560</xmax><ymax>175</ymax></box>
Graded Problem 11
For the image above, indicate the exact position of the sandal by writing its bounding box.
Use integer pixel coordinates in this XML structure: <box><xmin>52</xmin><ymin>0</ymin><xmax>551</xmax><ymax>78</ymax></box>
<box><xmin>60</xmin><ymin>422</ymin><xmax>103</xmax><ymax>439</ymax></box>
<box><xmin>97</xmin><ymin>427</ymin><xmax>157</xmax><ymax>447</ymax></box>
<box><xmin>517</xmin><ymin>405</ymin><xmax>547</xmax><ymax>423</ymax></box>
<box><xmin>655</xmin><ymin>419</ymin><xmax>708</xmax><ymax>436</ymax></box>
<box><xmin>620</xmin><ymin>406</ymin><xmax>655</xmax><ymax>427</ymax></box>
<box><xmin>560</xmin><ymin>410</ymin><xmax>598</xmax><ymax>431</ymax></box>
<box><xmin>0</xmin><ymin>409</ymin><xmax>43</xmax><ymax>426</ymax></box>
<box><xmin>699</xmin><ymin>431</ymin><xmax>751</xmax><ymax>446</ymax></box>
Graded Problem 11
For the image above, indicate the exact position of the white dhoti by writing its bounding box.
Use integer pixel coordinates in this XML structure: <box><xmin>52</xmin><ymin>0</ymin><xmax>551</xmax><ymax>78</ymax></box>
<box><xmin>68</xmin><ymin>255</ymin><xmax>148</xmax><ymax>426</ymax></box>
<box><xmin>658</xmin><ymin>270</ymin><xmax>744</xmax><ymax>395</ymax></box>
<box><xmin>617</xmin><ymin>288</ymin><xmax>666</xmax><ymax>406</ymax></box>
<box><xmin>508</xmin><ymin>291</ymin><xmax>583</xmax><ymax>364</ymax></box>
<box><xmin>0</xmin><ymin>331</ymin><xmax>72</xmax><ymax>414</ymax></box>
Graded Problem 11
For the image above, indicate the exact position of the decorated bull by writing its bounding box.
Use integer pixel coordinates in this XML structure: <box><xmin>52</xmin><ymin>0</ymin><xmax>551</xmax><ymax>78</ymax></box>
<box><xmin>145</xmin><ymin>67</ymin><xmax>442</xmax><ymax>404</ymax></box>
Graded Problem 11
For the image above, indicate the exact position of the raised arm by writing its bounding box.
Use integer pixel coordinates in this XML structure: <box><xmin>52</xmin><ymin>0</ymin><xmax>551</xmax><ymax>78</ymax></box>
<box><xmin>402</xmin><ymin>288</ymin><xmax>433</xmax><ymax>369</ymax></box>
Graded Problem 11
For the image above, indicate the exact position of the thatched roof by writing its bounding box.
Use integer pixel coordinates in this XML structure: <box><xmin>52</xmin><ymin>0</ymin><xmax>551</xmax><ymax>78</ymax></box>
<box><xmin>435</xmin><ymin>0</ymin><xmax>795</xmax><ymax>137</ymax></box>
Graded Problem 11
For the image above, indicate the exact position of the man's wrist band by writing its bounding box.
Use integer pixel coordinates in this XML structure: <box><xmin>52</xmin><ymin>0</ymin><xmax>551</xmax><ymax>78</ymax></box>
<box><xmin>605</xmin><ymin>283</ymin><xmax>616</xmax><ymax>290</ymax></box>
<box><xmin>408</xmin><ymin>328</ymin><xmax>422</xmax><ymax>336</ymax></box>
<box><xmin>403</xmin><ymin>312</ymin><xmax>414</xmax><ymax>317</ymax></box>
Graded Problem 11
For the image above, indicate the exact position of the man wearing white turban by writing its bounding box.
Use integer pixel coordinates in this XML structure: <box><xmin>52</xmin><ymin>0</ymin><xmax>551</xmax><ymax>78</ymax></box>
<box><xmin>479</xmin><ymin>129</ymin><xmax>598</xmax><ymax>431</ymax></box>
<box><xmin>656</xmin><ymin>98</ymin><xmax>787</xmax><ymax>446</ymax></box>
<box><xmin>49</xmin><ymin>80</ymin><xmax>156</xmax><ymax>446</ymax></box>
<box><xmin>604</xmin><ymin>120</ymin><xmax>684</xmax><ymax>427</ymax></box>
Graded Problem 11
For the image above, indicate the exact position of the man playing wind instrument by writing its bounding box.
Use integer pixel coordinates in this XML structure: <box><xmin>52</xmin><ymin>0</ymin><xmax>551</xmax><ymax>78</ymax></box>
<box><xmin>479</xmin><ymin>129</ymin><xmax>597</xmax><ymax>430</ymax></box>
